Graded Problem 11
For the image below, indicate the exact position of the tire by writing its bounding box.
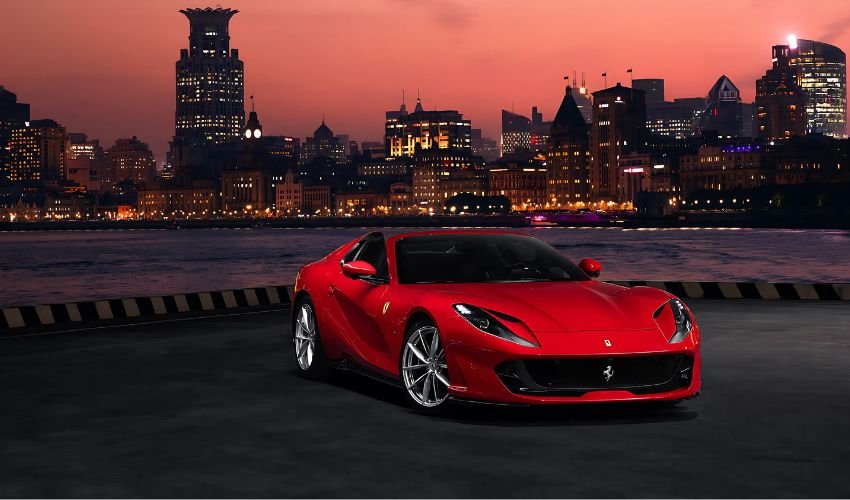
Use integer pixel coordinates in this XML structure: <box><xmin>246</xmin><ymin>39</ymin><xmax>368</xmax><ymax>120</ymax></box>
<box><xmin>292</xmin><ymin>295</ymin><xmax>332</xmax><ymax>381</ymax></box>
<box><xmin>399</xmin><ymin>318</ymin><xmax>452</xmax><ymax>413</ymax></box>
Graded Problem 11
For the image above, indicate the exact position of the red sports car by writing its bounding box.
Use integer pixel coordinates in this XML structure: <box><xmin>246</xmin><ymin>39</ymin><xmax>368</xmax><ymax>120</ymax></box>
<box><xmin>291</xmin><ymin>230</ymin><xmax>701</xmax><ymax>412</ymax></box>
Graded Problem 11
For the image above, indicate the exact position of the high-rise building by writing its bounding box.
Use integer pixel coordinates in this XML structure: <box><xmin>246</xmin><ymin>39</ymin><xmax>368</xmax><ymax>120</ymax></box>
<box><xmin>701</xmin><ymin>76</ymin><xmax>743</xmax><ymax>138</ymax></box>
<box><xmin>500</xmin><ymin>109</ymin><xmax>531</xmax><ymax>156</ymax></box>
<box><xmin>9</xmin><ymin>119</ymin><xmax>67</xmax><ymax>184</ymax></box>
<box><xmin>787</xmin><ymin>37</ymin><xmax>847</xmax><ymax>138</ymax></box>
<box><xmin>175</xmin><ymin>7</ymin><xmax>245</xmax><ymax>145</ymax></box>
<box><xmin>632</xmin><ymin>79</ymin><xmax>665</xmax><ymax>104</ymax></box>
<box><xmin>301</xmin><ymin>120</ymin><xmax>347</xmax><ymax>164</ymax></box>
<box><xmin>106</xmin><ymin>137</ymin><xmax>157</xmax><ymax>186</ymax></box>
<box><xmin>547</xmin><ymin>85</ymin><xmax>591</xmax><ymax>207</ymax></box>
<box><xmin>66</xmin><ymin>133</ymin><xmax>106</xmax><ymax>193</ymax></box>
<box><xmin>385</xmin><ymin>96</ymin><xmax>472</xmax><ymax>158</ymax></box>
<box><xmin>530</xmin><ymin>106</ymin><xmax>553</xmax><ymax>153</ymax></box>
<box><xmin>470</xmin><ymin>128</ymin><xmax>499</xmax><ymax>162</ymax></box>
<box><xmin>0</xmin><ymin>86</ymin><xmax>30</xmax><ymax>182</ymax></box>
<box><xmin>756</xmin><ymin>44</ymin><xmax>807</xmax><ymax>140</ymax></box>
<box><xmin>646</xmin><ymin>98</ymin><xmax>705</xmax><ymax>139</ymax></box>
<box><xmin>590</xmin><ymin>83</ymin><xmax>647</xmax><ymax>201</ymax></box>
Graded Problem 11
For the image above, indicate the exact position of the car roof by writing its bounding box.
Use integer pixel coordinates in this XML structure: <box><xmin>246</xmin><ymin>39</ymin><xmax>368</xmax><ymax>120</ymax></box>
<box><xmin>385</xmin><ymin>229</ymin><xmax>528</xmax><ymax>245</ymax></box>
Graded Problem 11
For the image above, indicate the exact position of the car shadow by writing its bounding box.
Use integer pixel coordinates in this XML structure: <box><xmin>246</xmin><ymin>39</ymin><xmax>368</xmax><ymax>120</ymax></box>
<box><xmin>303</xmin><ymin>369</ymin><xmax>699</xmax><ymax>427</ymax></box>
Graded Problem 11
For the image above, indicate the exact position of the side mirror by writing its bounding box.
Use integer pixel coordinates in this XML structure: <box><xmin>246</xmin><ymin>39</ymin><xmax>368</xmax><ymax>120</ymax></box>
<box><xmin>342</xmin><ymin>260</ymin><xmax>377</xmax><ymax>279</ymax></box>
<box><xmin>579</xmin><ymin>258</ymin><xmax>602</xmax><ymax>278</ymax></box>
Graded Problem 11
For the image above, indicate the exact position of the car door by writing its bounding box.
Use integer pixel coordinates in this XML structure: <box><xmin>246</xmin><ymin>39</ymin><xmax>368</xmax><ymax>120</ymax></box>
<box><xmin>332</xmin><ymin>233</ymin><xmax>395</xmax><ymax>373</ymax></box>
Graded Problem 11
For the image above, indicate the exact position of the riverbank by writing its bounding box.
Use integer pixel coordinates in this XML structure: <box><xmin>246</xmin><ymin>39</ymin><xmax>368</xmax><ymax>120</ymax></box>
<box><xmin>2</xmin><ymin>209</ymin><xmax>850</xmax><ymax>231</ymax></box>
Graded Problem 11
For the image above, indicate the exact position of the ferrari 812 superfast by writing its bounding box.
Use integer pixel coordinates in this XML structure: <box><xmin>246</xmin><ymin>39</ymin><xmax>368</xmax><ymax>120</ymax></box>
<box><xmin>291</xmin><ymin>231</ymin><xmax>701</xmax><ymax>412</ymax></box>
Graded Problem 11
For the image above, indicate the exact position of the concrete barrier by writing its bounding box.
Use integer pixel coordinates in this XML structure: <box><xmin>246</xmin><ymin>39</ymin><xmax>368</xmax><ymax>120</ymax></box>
<box><xmin>1</xmin><ymin>281</ymin><xmax>847</xmax><ymax>333</ymax></box>
<box><xmin>1</xmin><ymin>285</ymin><xmax>293</xmax><ymax>334</ymax></box>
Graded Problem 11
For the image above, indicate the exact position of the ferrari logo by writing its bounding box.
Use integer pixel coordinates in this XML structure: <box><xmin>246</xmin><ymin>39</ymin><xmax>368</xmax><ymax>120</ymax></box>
<box><xmin>603</xmin><ymin>365</ymin><xmax>614</xmax><ymax>382</ymax></box>
<box><xmin>383</xmin><ymin>301</ymin><xmax>390</xmax><ymax>315</ymax></box>
<box><xmin>604</xmin><ymin>339</ymin><xmax>612</xmax><ymax>347</ymax></box>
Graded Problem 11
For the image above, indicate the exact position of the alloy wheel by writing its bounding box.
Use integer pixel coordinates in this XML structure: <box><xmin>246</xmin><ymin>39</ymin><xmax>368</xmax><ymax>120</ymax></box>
<box><xmin>294</xmin><ymin>303</ymin><xmax>316</xmax><ymax>370</ymax></box>
<box><xmin>402</xmin><ymin>325</ymin><xmax>450</xmax><ymax>407</ymax></box>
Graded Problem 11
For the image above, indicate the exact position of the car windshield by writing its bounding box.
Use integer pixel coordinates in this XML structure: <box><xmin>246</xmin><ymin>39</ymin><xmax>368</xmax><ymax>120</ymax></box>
<box><xmin>395</xmin><ymin>233</ymin><xmax>589</xmax><ymax>284</ymax></box>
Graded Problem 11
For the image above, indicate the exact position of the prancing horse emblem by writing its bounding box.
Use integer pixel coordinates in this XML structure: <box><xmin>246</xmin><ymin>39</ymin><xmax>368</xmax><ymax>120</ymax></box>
<box><xmin>604</xmin><ymin>339</ymin><xmax>612</xmax><ymax>347</ymax></box>
<box><xmin>602</xmin><ymin>365</ymin><xmax>614</xmax><ymax>382</ymax></box>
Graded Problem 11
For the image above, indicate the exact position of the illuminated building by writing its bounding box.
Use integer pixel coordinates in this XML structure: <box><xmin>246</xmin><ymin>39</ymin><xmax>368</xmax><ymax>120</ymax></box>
<box><xmin>303</xmin><ymin>185</ymin><xmax>331</xmax><ymax>215</ymax></box>
<box><xmin>9</xmin><ymin>119</ymin><xmax>67</xmax><ymax>184</ymax></box>
<box><xmin>0</xmin><ymin>86</ymin><xmax>30</xmax><ymax>182</ymax></box>
<box><xmin>500</xmin><ymin>110</ymin><xmax>531</xmax><ymax>156</ymax></box>
<box><xmin>357</xmin><ymin>158</ymin><xmax>411</xmax><ymax>177</ymax></box>
<box><xmin>471</xmin><ymin>129</ymin><xmax>499</xmax><ymax>162</ymax></box>
<box><xmin>411</xmin><ymin>149</ymin><xmax>481</xmax><ymax>212</ymax></box>
<box><xmin>632</xmin><ymin>79</ymin><xmax>665</xmax><ymax>104</ymax></box>
<box><xmin>488</xmin><ymin>163</ymin><xmax>547</xmax><ymax>212</ymax></box>
<box><xmin>547</xmin><ymin>84</ymin><xmax>591</xmax><ymax>207</ymax></box>
<box><xmin>679</xmin><ymin>145</ymin><xmax>771</xmax><ymax>197</ymax></box>
<box><xmin>335</xmin><ymin>191</ymin><xmax>391</xmax><ymax>216</ymax></box>
<box><xmin>275</xmin><ymin>170</ymin><xmax>302</xmax><ymax>215</ymax></box>
<box><xmin>106</xmin><ymin>137</ymin><xmax>157</xmax><ymax>186</ymax></box>
<box><xmin>787</xmin><ymin>36</ymin><xmax>847</xmax><ymax>138</ymax></box>
<box><xmin>571</xmin><ymin>86</ymin><xmax>593</xmax><ymax>124</ymax></box>
<box><xmin>530</xmin><ymin>107</ymin><xmax>553</xmax><ymax>154</ymax></box>
<box><xmin>266</xmin><ymin>136</ymin><xmax>301</xmax><ymax>163</ymax></box>
<box><xmin>66</xmin><ymin>133</ymin><xmax>106</xmax><ymax>193</ymax></box>
<box><xmin>701</xmin><ymin>76</ymin><xmax>743</xmax><ymax>137</ymax></box>
<box><xmin>646</xmin><ymin>98</ymin><xmax>705</xmax><ymax>139</ymax></box>
<box><xmin>300</xmin><ymin>120</ymin><xmax>346</xmax><ymax>164</ymax></box>
<box><xmin>137</xmin><ymin>181</ymin><xmax>217</xmax><ymax>219</ymax></box>
<box><xmin>756</xmin><ymin>45</ymin><xmax>807</xmax><ymax>140</ymax></box>
<box><xmin>385</xmin><ymin>96</ymin><xmax>472</xmax><ymax>158</ymax></box>
<box><xmin>590</xmin><ymin>83</ymin><xmax>647</xmax><ymax>201</ymax></box>
<box><xmin>175</xmin><ymin>7</ymin><xmax>244</xmax><ymax>145</ymax></box>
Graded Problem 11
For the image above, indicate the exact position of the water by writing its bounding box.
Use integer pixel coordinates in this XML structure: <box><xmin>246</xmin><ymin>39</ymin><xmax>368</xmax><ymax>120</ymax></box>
<box><xmin>1</xmin><ymin>227</ymin><xmax>849</xmax><ymax>307</ymax></box>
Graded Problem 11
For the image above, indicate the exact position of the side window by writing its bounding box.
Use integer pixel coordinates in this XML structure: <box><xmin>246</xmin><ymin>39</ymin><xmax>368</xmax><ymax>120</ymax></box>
<box><xmin>353</xmin><ymin>235</ymin><xmax>388</xmax><ymax>279</ymax></box>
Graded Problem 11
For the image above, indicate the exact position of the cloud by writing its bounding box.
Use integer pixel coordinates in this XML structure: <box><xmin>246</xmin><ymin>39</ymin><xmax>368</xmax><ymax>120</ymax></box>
<box><xmin>819</xmin><ymin>13</ymin><xmax>850</xmax><ymax>43</ymax></box>
<box><xmin>390</xmin><ymin>0</ymin><xmax>477</xmax><ymax>30</ymax></box>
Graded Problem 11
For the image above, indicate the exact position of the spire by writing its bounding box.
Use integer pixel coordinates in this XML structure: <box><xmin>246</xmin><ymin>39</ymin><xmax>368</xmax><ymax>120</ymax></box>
<box><xmin>552</xmin><ymin>83</ymin><xmax>587</xmax><ymax>132</ymax></box>
<box><xmin>414</xmin><ymin>90</ymin><xmax>424</xmax><ymax>113</ymax></box>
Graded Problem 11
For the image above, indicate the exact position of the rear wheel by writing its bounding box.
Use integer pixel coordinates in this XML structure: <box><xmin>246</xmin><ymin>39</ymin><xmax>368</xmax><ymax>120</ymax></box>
<box><xmin>293</xmin><ymin>296</ymin><xmax>331</xmax><ymax>380</ymax></box>
<box><xmin>400</xmin><ymin>319</ymin><xmax>451</xmax><ymax>412</ymax></box>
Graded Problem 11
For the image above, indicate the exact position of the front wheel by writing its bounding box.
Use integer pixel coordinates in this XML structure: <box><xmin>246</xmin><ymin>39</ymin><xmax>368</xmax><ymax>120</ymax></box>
<box><xmin>400</xmin><ymin>319</ymin><xmax>451</xmax><ymax>412</ymax></box>
<box><xmin>292</xmin><ymin>296</ymin><xmax>332</xmax><ymax>380</ymax></box>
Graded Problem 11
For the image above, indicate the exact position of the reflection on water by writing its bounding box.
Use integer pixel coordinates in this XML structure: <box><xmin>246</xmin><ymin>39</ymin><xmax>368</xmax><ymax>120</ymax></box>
<box><xmin>1</xmin><ymin>227</ymin><xmax>849</xmax><ymax>306</ymax></box>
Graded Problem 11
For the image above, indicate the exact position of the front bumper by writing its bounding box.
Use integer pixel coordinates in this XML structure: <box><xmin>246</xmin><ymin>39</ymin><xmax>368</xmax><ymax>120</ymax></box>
<box><xmin>439</xmin><ymin>316</ymin><xmax>701</xmax><ymax>405</ymax></box>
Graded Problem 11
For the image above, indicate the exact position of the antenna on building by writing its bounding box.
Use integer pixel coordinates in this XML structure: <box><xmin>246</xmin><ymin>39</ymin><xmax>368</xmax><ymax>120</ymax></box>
<box><xmin>250</xmin><ymin>95</ymin><xmax>255</xmax><ymax>112</ymax></box>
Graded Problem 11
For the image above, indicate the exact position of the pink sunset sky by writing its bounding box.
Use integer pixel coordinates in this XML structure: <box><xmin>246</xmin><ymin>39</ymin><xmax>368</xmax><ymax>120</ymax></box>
<box><xmin>3</xmin><ymin>0</ymin><xmax>849</xmax><ymax>160</ymax></box>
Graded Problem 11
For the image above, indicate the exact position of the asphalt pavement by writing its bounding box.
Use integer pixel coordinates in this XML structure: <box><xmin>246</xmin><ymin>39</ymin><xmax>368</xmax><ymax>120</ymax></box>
<box><xmin>1</xmin><ymin>301</ymin><xmax>849</xmax><ymax>498</ymax></box>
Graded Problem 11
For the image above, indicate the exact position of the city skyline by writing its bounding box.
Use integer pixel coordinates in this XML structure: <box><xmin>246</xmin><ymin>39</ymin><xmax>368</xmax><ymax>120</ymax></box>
<box><xmin>4</xmin><ymin>0</ymin><xmax>850</xmax><ymax>162</ymax></box>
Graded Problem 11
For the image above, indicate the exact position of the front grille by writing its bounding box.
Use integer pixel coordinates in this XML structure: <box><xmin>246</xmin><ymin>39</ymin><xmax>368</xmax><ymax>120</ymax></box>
<box><xmin>496</xmin><ymin>354</ymin><xmax>693</xmax><ymax>396</ymax></box>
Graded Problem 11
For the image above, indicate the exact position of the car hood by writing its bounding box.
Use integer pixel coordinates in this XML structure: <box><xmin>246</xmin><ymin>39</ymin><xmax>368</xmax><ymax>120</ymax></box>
<box><xmin>419</xmin><ymin>281</ymin><xmax>669</xmax><ymax>332</ymax></box>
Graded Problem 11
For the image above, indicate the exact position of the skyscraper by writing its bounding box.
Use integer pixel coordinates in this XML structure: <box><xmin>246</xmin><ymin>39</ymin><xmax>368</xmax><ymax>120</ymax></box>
<box><xmin>756</xmin><ymin>45</ymin><xmax>807</xmax><ymax>140</ymax></box>
<box><xmin>106</xmin><ymin>137</ymin><xmax>157</xmax><ymax>186</ymax></box>
<box><xmin>787</xmin><ymin>37</ymin><xmax>847</xmax><ymax>138</ymax></box>
<box><xmin>590</xmin><ymin>83</ymin><xmax>647</xmax><ymax>201</ymax></box>
<box><xmin>9</xmin><ymin>119</ymin><xmax>67</xmax><ymax>184</ymax></box>
<box><xmin>301</xmin><ymin>120</ymin><xmax>347</xmax><ymax>164</ymax></box>
<box><xmin>175</xmin><ymin>7</ymin><xmax>245</xmax><ymax>145</ymax></box>
<box><xmin>701</xmin><ymin>76</ymin><xmax>743</xmax><ymax>138</ymax></box>
<box><xmin>633</xmin><ymin>79</ymin><xmax>665</xmax><ymax>104</ymax></box>
<box><xmin>501</xmin><ymin>109</ymin><xmax>531</xmax><ymax>155</ymax></box>
<box><xmin>547</xmin><ymin>85</ymin><xmax>590</xmax><ymax>207</ymax></box>
<box><xmin>0</xmin><ymin>86</ymin><xmax>30</xmax><ymax>182</ymax></box>
<box><xmin>385</xmin><ymin>96</ymin><xmax>472</xmax><ymax>158</ymax></box>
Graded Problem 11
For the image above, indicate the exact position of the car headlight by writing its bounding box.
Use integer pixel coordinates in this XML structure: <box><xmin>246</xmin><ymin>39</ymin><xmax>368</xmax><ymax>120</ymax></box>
<box><xmin>666</xmin><ymin>298</ymin><xmax>694</xmax><ymax>343</ymax></box>
<box><xmin>453</xmin><ymin>304</ymin><xmax>539</xmax><ymax>348</ymax></box>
